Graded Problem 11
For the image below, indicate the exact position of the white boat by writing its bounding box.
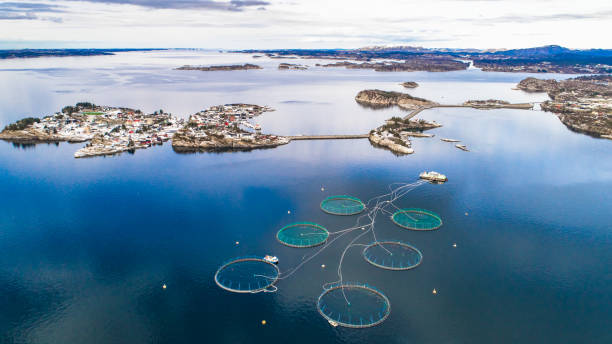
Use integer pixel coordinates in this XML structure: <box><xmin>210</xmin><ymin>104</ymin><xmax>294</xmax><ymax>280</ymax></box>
<box><xmin>441</xmin><ymin>138</ymin><xmax>460</xmax><ymax>142</ymax></box>
<box><xmin>263</xmin><ymin>255</ymin><xmax>279</xmax><ymax>264</ymax></box>
<box><xmin>455</xmin><ymin>144</ymin><xmax>469</xmax><ymax>152</ymax></box>
<box><xmin>419</xmin><ymin>171</ymin><xmax>447</xmax><ymax>182</ymax></box>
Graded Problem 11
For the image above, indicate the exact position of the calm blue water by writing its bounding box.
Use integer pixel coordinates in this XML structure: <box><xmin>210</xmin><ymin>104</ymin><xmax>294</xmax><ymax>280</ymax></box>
<box><xmin>1</xmin><ymin>50</ymin><xmax>611</xmax><ymax>344</ymax></box>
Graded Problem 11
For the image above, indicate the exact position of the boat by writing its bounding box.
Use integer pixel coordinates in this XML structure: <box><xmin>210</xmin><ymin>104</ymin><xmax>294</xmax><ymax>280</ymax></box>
<box><xmin>328</xmin><ymin>320</ymin><xmax>339</xmax><ymax>327</ymax></box>
<box><xmin>455</xmin><ymin>144</ymin><xmax>469</xmax><ymax>151</ymax></box>
<box><xmin>419</xmin><ymin>171</ymin><xmax>447</xmax><ymax>183</ymax></box>
<box><xmin>263</xmin><ymin>255</ymin><xmax>279</xmax><ymax>264</ymax></box>
<box><xmin>441</xmin><ymin>138</ymin><xmax>460</xmax><ymax>142</ymax></box>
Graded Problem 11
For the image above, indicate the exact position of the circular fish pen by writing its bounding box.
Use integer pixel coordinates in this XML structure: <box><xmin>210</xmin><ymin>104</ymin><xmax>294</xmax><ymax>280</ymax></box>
<box><xmin>214</xmin><ymin>256</ymin><xmax>280</xmax><ymax>293</ymax></box>
<box><xmin>317</xmin><ymin>282</ymin><xmax>391</xmax><ymax>328</ymax></box>
<box><xmin>276</xmin><ymin>222</ymin><xmax>329</xmax><ymax>248</ymax></box>
<box><xmin>362</xmin><ymin>241</ymin><xmax>423</xmax><ymax>270</ymax></box>
<box><xmin>320</xmin><ymin>195</ymin><xmax>366</xmax><ymax>216</ymax></box>
<box><xmin>391</xmin><ymin>208</ymin><xmax>443</xmax><ymax>231</ymax></box>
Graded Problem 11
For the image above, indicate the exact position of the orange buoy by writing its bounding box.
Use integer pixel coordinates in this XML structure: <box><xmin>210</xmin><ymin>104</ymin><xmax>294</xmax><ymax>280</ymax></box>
<box><xmin>261</xmin><ymin>320</ymin><xmax>267</xmax><ymax>325</ymax></box>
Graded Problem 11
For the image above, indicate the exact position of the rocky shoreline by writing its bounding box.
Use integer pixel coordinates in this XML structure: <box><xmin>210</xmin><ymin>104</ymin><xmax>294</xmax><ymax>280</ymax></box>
<box><xmin>170</xmin><ymin>104</ymin><xmax>290</xmax><ymax>152</ymax></box>
<box><xmin>368</xmin><ymin>117</ymin><xmax>441</xmax><ymax>155</ymax></box>
<box><xmin>355</xmin><ymin>89</ymin><xmax>437</xmax><ymax>110</ymax></box>
<box><xmin>278</xmin><ymin>63</ymin><xmax>308</xmax><ymax>70</ymax></box>
<box><xmin>517</xmin><ymin>76</ymin><xmax>612</xmax><ymax>137</ymax></box>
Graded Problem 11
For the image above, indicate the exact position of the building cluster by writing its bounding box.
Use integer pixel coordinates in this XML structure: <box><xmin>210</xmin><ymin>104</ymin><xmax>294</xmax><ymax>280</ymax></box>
<box><xmin>172</xmin><ymin>104</ymin><xmax>290</xmax><ymax>150</ymax></box>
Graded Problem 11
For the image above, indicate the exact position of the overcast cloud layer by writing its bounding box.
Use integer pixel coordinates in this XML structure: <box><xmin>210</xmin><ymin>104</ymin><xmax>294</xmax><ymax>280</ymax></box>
<box><xmin>0</xmin><ymin>0</ymin><xmax>610</xmax><ymax>49</ymax></box>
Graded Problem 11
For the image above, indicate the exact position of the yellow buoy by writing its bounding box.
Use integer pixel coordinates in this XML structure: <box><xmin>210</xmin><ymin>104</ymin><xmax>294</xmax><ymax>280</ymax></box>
<box><xmin>432</xmin><ymin>288</ymin><xmax>437</xmax><ymax>294</ymax></box>
<box><xmin>162</xmin><ymin>284</ymin><xmax>167</xmax><ymax>289</ymax></box>
<box><xmin>261</xmin><ymin>320</ymin><xmax>267</xmax><ymax>325</ymax></box>
<box><xmin>321</xmin><ymin>264</ymin><xmax>326</xmax><ymax>268</ymax></box>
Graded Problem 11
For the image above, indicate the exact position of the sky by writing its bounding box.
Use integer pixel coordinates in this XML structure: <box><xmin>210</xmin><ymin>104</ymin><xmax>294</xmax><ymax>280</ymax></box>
<box><xmin>0</xmin><ymin>0</ymin><xmax>610</xmax><ymax>49</ymax></box>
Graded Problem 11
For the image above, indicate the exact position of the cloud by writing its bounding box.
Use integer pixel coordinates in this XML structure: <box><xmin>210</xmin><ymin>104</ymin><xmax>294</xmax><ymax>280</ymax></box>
<box><xmin>492</xmin><ymin>10</ymin><xmax>612</xmax><ymax>23</ymax></box>
<box><xmin>0</xmin><ymin>2</ymin><xmax>66</xmax><ymax>13</ymax></box>
<box><xmin>0</xmin><ymin>2</ymin><xmax>65</xmax><ymax>21</ymax></box>
<box><xmin>60</xmin><ymin>0</ymin><xmax>270</xmax><ymax>11</ymax></box>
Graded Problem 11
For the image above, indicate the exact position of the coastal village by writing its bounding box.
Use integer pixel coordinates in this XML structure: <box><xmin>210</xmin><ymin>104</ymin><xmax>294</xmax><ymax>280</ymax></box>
<box><xmin>1</xmin><ymin>75</ymin><xmax>610</xmax><ymax>158</ymax></box>
<box><xmin>171</xmin><ymin>104</ymin><xmax>290</xmax><ymax>151</ymax></box>
<box><xmin>0</xmin><ymin>102</ymin><xmax>184</xmax><ymax>158</ymax></box>
<box><xmin>517</xmin><ymin>76</ymin><xmax>612</xmax><ymax>138</ymax></box>
<box><xmin>0</xmin><ymin>103</ymin><xmax>289</xmax><ymax>158</ymax></box>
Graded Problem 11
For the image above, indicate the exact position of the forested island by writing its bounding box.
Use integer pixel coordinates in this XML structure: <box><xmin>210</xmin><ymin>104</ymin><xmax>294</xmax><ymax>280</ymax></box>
<box><xmin>176</xmin><ymin>64</ymin><xmax>262</xmax><ymax>71</ymax></box>
<box><xmin>0</xmin><ymin>49</ymin><xmax>160</xmax><ymax>59</ymax></box>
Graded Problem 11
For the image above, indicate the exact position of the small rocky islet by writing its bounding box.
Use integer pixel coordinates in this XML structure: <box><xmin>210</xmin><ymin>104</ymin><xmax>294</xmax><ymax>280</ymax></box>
<box><xmin>401</xmin><ymin>81</ymin><xmax>419</xmax><ymax>88</ymax></box>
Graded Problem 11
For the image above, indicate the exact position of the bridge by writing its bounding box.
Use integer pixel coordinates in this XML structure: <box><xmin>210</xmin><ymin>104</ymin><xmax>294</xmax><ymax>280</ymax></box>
<box><xmin>287</xmin><ymin>134</ymin><xmax>369</xmax><ymax>140</ymax></box>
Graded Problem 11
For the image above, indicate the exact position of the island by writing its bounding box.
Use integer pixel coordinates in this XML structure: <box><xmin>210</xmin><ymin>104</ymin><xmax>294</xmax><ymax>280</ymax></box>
<box><xmin>462</xmin><ymin>99</ymin><xmax>533</xmax><ymax>109</ymax></box>
<box><xmin>0</xmin><ymin>102</ymin><xmax>182</xmax><ymax>158</ymax></box>
<box><xmin>175</xmin><ymin>64</ymin><xmax>262</xmax><ymax>71</ymax></box>
<box><xmin>517</xmin><ymin>75</ymin><xmax>612</xmax><ymax>138</ymax></box>
<box><xmin>171</xmin><ymin>104</ymin><xmax>290</xmax><ymax>152</ymax></box>
<box><xmin>354</xmin><ymin>89</ymin><xmax>535</xmax><ymax>155</ymax></box>
<box><xmin>369</xmin><ymin>117</ymin><xmax>441</xmax><ymax>155</ymax></box>
<box><xmin>401</xmin><ymin>82</ymin><xmax>419</xmax><ymax>88</ymax></box>
<box><xmin>0</xmin><ymin>103</ymin><xmax>289</xmax><ymax>157</ymax></box>
<box><xmin>278</xmin><ymin>63</ymin><xmax>308</xmax><ymax>70</ymax></box>
<box><xmin>355</xmin><ymin>90</ymin><xmax>437</xmax><ymax>110</ymax></box>
<box><xmin>0</xmin><ymin>48</ymin><xmax>161</xmax><ymax>59</ymax></box>
<box><xmin>315</xmin><ymin>59</ymin><xmax>467</xmax><ymax>72</ymax></box>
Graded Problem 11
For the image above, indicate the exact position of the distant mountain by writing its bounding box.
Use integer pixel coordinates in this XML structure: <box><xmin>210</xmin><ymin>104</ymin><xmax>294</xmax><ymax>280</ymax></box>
<box><xmin>356</xmin><ymin>45</ymin><xmax>481</xmax><ymax>53</ymax></box>
<box><xmin>0</xmin><ymin>48</ymin><xmax>164</xmax><ymax>59</ymax></box>
<box><xmin>355</xmin><ymin>44</ymin><xmax>612</xmax><ymax>58</ymax></box>
<box><xmin>491</xmin><ymin>45</ymin><xmax>572</xmax><ymax>57</ymax></box>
